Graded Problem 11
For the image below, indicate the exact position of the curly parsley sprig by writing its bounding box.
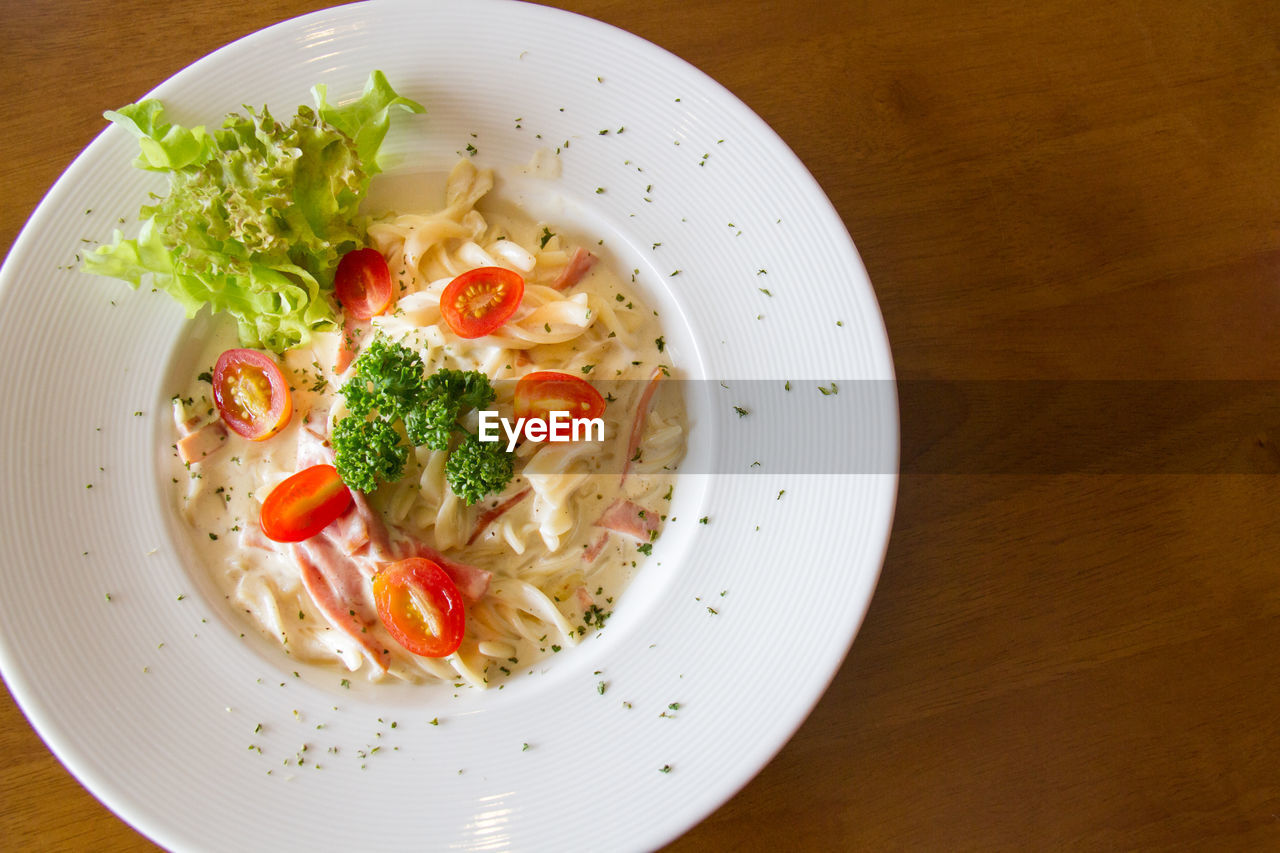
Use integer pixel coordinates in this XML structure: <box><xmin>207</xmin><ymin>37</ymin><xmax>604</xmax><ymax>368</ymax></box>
<box><xmin>332</xmin><ymin>336</ymin><xmax>512</xmax><ymax>502</ymax></box>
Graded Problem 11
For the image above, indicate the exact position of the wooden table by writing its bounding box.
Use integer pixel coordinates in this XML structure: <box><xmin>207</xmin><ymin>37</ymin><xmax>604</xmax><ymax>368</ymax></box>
<box><xmin>5</xmin><ymin>0</ymin><xmax>1280</xmax><ymax>849</ymax></box>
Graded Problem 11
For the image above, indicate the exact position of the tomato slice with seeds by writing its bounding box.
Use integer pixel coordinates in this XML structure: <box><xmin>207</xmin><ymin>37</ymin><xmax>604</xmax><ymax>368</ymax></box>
<box><xmin>514</xmin><ymin>371</ymin><xmax>607</xmax><ymax>439</ymax></box>
<box><xmin>373</xmin><ymin>558</ymin><xmax>466</xmax><ymax>658</ymax></box>
<box><xmin>440</xmin><ymin>266</ymin><xmax>524</xmax><ymax>339</ymax></box>
<box><xmin>259</xmin><ymin>464</ymin><xmax>353</xmax><ymax>543</ymax></box>
<box><xmin>212</xmin><ymin>348</ymin><xmax>292</xmax><ymax>441</ymax></box>
<box><xmin>334</xmin><ymin>247</ymin><xmax>393</xmax><ymax>320</ymax></box>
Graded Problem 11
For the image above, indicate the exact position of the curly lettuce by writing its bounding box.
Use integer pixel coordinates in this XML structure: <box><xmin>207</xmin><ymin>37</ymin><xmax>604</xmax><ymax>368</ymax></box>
<box><xmin>82</xmin><ymin>71</ymin><xmax>424</xmax><ymax>353</ymax></box>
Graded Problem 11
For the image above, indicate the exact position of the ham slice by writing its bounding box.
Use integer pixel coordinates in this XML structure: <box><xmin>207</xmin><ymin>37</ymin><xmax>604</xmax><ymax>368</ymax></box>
<box><xmin>335</xmin><ymin>314</ymin><xmax>370</xmax><ymax>374</ymax></box>
<box><xmin>324</xmin><ymin>503</ymin><xmax>370</xmax><ymax>556</ymax></box>
<box><xmin>397</xmin><ymin>539</ymin><xmax>492</xmax><ymax>603</ymax></box>
<box><xmin>291</xmin><ymin>538</ymin><xmax>389</xmax><ymax>670</ymax></box>
<box><xmin>176</xmin><ymin>419</ymin><xmax>228</xmax><ymax>464</ymax></box>
<box><xmin>622</xmin><ymin>367</ymin><xmax>665</xmax><ymax>481</ymax></box>
<box><xmin>350</xmin><ymin>490</ymin><xmax>394</xmax><ymax>560</ymax></box>
<box><xmin>296</xmin><ymin>420</ymin><xmax>391</xmax><ymax>558</ymax></box>
<box><xmin>294</xmin><ymin>425</ymin><xmax>376</xmax><ymax>556</ymax></box>
<box><xmin>293</xmin><ymin>421</ymin><xmax>487</xmax><ymax>609</ymax></box>
<box><xmin>551</xmin><ymin>247</ymin><xmax>597</xmax><ymax>290</ymax></box>
<box><xmin>296</xmin><ymin>422</ymin><xmax>333</xmax><ymax>468</ymax></box>
<box><xmin>467</xmin><ymin>488</ymin><xmax>531</xmax><ymax>545</ymax></box>
<box><xmin>595</xmin><ymin>499</ymin><xmax>659</xmax><ymax>542</ymax></box>
<box><xmin>582</xmin><ymin>531</ymin><xmax>610</xmax><ymax>563</ymax></box>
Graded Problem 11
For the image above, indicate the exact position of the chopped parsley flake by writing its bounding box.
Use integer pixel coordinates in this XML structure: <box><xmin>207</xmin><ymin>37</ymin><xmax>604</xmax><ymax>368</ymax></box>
<box><xmin>583</xmin><ymin>604</ymin><xmax>611</xmax><ymax>628</ymax></box>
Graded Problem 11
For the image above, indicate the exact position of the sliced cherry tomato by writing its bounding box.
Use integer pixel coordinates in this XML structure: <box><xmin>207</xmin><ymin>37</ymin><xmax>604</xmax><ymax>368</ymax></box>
<box><xmin>259</xmin><ymin>464</ymin><xmax>353</xmax><ymax>542</ymax></box>
<box><xmin>212</xmin><ymin>348</ymin><xmax>292</xmax><ymax>440</ymax></box>
<box><xmin>514</xmin><ymin>371</ymin><xmax>607</xmax><ymax>440</ymax></box>
<box><xmin>334</xmin><ymin>247</ymin><xmax>393</xmax><ymax>320</ymax></box>
<box><xmin>440</xmin><ymin>266</ymin><xmax>524</xmax><ymax>339</ymax></box>
<box><xmin>373</xmin><ymin>557</ymin><xmax>466</xmax><ymax>658</ymax></box>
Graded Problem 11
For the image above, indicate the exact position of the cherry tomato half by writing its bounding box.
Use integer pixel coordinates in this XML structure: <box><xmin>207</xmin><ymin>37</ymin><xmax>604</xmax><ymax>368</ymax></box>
<box><xmin>212</xmin><ymin>348</ymin><xmax>292</xmax><ymax>440</ymax></box>
<box><xmin>514</xmin><ymin>371</ymin><xmax>607</xmax><ymax>438</ymax></box>
<box><xmin>373</xmin><ymin>558</ymin><xmax>466</xmax><ymax>658</ymax></box>
<box><xmin>440</xmin><ymin>266</ymin><xmax>525</xmax><ymax>339</ymax></box>
<box><xmin>259</xmin><ymin>464</ymin><xmax>354</xmax><ymax>542</ymax></box>
<box><xmin>334</xmin><ymin>247</ymin><xmax>393</xmax><ymax>320</ymax></box>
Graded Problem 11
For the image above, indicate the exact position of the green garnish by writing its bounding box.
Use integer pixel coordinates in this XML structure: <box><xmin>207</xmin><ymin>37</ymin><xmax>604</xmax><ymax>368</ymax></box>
<box><xmin>332</xmin><ymin>337</ymin><xmax>511</xmax><ymax>503</ymax></box>
<box><xmin>444</xmin><ymin>434</ymin><xmax>515</xmax><ymax>505</ymax></box>
<box><xmin>582</xmin><ymin>604</ymin><xmax>611</xmax><ymax>629</ymax></box>
<box><xmin>82</xmin><ymin>72</ymin><xmax>424</xmax><ymax>353</ymax></box>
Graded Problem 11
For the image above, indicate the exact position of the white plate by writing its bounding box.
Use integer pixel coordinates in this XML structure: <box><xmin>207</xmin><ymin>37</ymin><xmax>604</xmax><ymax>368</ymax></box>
<box><xmin>0</xmin><ymin>1</ymin><xmax>898</xmax><ymax>849</ymax></box>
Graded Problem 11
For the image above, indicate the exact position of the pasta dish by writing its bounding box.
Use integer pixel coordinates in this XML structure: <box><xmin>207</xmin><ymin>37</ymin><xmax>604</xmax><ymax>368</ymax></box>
<box><xmin>167</xmin><ymin>160</ymin><xmax>684</xmax><ymax>687</ymax></box>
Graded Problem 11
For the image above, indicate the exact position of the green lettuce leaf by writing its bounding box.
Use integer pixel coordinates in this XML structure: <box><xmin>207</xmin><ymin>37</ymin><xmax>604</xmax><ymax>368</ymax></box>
<box><xmin>83</xmin><ymin>71</ymin><xmax>424</xmax><ymax>353</ymax></box>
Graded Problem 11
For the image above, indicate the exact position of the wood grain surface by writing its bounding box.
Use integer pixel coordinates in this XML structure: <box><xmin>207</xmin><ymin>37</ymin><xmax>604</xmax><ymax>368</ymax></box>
<box><xmin>5</xmin><ymin>0</ymin><xmax>1280</xmax><ymax>849</ymax></box>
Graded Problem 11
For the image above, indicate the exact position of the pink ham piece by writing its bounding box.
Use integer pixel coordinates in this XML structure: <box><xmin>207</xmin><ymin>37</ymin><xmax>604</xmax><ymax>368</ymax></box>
<box><xmin>582</xmin><ymin>531</ymin><xmax>610</xmax><ymax>563</ymax></box>
<box><xmin>467</xmin><ymin>488</ymin><xmax>531</xmax><ymax>545</ymax></box>
<box><xmin>294</xmin><ymin>425</ymin><xmax>375</xmax><ymax>556</ymax></box>
<box><xmin>349</xmin><ymin>489</ymin><xmax>394</xmax><ymax>560</ymax></box>
<box><xmin>335</xmin><ymin>314</ymin><xmax>370</xmax><ymax>374</ymax></box>
<box><xmin>291</xmin><ymin>537</ymin><xmax>390</xmax><ymax>670</ymax></box>
<box><xmin>551</xmin><ymin>247</ymin><xmax>597</xmax><ymax>290</ymax></box>
<box><xmin>297</xmin><ymin>421</ymin><xmax>334</xmax><ymax>468</ymax></box>
<box><xmin>299</xmin><ymin>423</ymin><xmax>395</xmax><ymax>558</ymax></box>
<box><xmin>323</xmin><ymin>503</ymin><xmax>370</xmax><ymax>557</ymax></box>
<box><xmin>176</xmin><ymin>419</ymin><xmax>228</xmax><ymax>465</ymax></box>
<box><xmin>622</xmin><ymin>366</ymin><xmax>665</xmax><ymax>481</ymax></box>
<box><xmin>397</xmin><ymin>540</ymin><xmax>492</xmax><ymax>603</ymax></box>
<box><xmin>595</xmin><ymin>498</ymin><xmax>659</xmax><ymax>542</ymax></box>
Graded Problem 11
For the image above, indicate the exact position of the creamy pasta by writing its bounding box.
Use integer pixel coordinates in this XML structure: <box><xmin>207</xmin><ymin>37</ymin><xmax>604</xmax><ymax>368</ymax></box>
<box><xmin>168</xmin><ymin>160</ymin><xmax>684</xmax><ymax>687</ymax></box>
